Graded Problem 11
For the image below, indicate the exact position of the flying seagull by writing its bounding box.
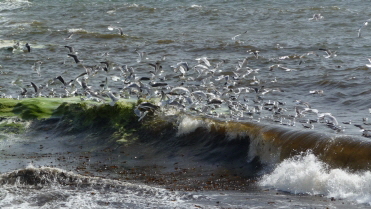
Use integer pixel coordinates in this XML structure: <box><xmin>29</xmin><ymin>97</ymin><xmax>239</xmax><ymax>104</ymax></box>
<box><xmin>64</xmin><ymin>45</ymin><xmax>75</xmax><ymax>53</ymax></box>
<box><xmin>68</xmin><ymin>53</ymin><xmax>81</xmax><ymax>64</ymax></box>
<box><xmin>106</xmin><ymin>91</ymin><xmax>120</xmax><ymax>106</ymax></box>
<box><xmin>318</xmin><ymin>48</ymin><xmax>336</xmax><ymax>58</ymax></box>
<box><xmin>108</xmin><ymin>26</ymin><xmax>124</xmax><ymax>36</ymax></box>
<box><xmin>358</xmin><ymin>18</ymin><xmax>371</xmax><ymax>38</ymax></box>
<box><xmin>30</xmin><ymin>82</ymin><xmax>41</xmax><ymax>97</ymax></box>
<box><xmin>64</xmin><ymin>33</ymin><xmax>74</xmax><ymax>40</ymax></box>
<box><xmin>231</xmin><ymin>30</ymin><xmax>247</xmax><ymax>41</ymax></box>
<box><xmin>54</xmin><ymin>75</ymin><xmax>73</xmax><ymax>87</ymax></box>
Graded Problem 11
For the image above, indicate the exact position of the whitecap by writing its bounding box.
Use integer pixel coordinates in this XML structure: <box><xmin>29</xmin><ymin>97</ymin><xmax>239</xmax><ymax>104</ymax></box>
<box><xmin>259</xmin><ymin>152</ymin><xmax>371</xmax><ymax>205</ymax></box>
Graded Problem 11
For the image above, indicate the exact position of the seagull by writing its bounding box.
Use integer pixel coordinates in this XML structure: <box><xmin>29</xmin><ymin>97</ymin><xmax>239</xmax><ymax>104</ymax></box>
<box><xmin>277</xmin><ymin>65</ymin><xmax>296</xmax><ymax>72</ymax></box>
<box><xmin>30</xmin><ymin>82</ymin><xmax>41</xmax><ymax>97</ymax></box>
<box><xmin>105</xmin><ymin>91</ymin><xmax>120</xmax><ymax>106</ymax></box>
<box><xmin>18</xmin><ymin>87</ymin><xmax>27</xmax><ymax>97</ymax></box>
<box><xmin>301</xmin><ymin>120</ymin><xmax>314</xmax><ymax>129</ymax></box>
<box><xmin>207</xmin><ymin>97</ymin><xmax>223</xmax><ymax>105</ymax></box>
<box><xmin>64</xmin><ymin>33</ymin><xmax>74</xmax><ymax>40</ymax></box>
<box><xmin>136</xmin><ymin>51</ymin><xmax>148</xmax><ymax>63</ymax></box>
<box><xmin>31</xmin><ymin>61</ymin><xmax>42</xmax><ymax>77</ymax></box>
<box><xmin>249</xmin><ymin>50</ymin><xmax>259</xmax><ymax>59</ymax></box>
<box><xmin>318</xmin><ymin>112</ymin><xmax>338</xmax><ymax>126</ymax></box>
<box><xmin>135</xmin><ymin>108</ymin><xmax>149</xmax><ymax>121</ymax></box>
<box><xmin>67</xmin><ymin>53</ymin><xmax>81</xmax><ymax>64</ymax></box>
<box><xmin>236</xmin><ymin>57</ymin><xmax>248</xmax><ymax>71</ymax></box>
<box><xmin>108</xmin><ymin>26</ymin><xmax>124</xmax><ymax>36</ymax></box>
<box><xmin>172</xmin><ymin>62</ymin><xmax>189</xmax><ymax>76</ymax></box>
<box><xmin>81</xmin><ymin>78</ymin><xmax>94</xmax><ymax>91</ymax></box>
<box><xmin>100</xmin><ymin>61</ymin><xmax>110</xmax><ymax>72</ymax></box>
<box><xmin>297</xmin><ymin>107</ymin><xmax>319</xmax><ymax>116</ymax></box>
<box><xmin>295</xmin><ymin>100</ymin><xmax>311</xmax><ymax>108</ymax></box>
<box><xmin>358</xmin><ymin>18</ymin><xmax>371</xmax><ymax>38</ymax></box>
<box><xmin>318</xmin><ymin>48</ymin><xmax>336</xmax><ymax>58</ymax></box>
<box><xmin>354</xmin><ymin>124</ymin><xmax>371</xmax><ymax>138</ymax></box>
<box><xmin>148</xmin><ymin>61</ymin><xmax>162</xmax><ymax>74</ymax></box>
<box><xmin>64</xmin><ymin>45</ymin><xmax>76</xmax><ymax>53</ymax></box>
<box><xmin>137</xmin><ymin>102</ymin><xmax>160</xmax><ymax>112</ymax></box>
<box><xmin>309</xmin><ymin>90</ymin><xmax>324</xmax><ymax>95</ymax></box>
<box><xmin>309</xmin><ymin>14</ymin><xmax>323</xmax><ymax>21</ymax></box>
<box><xmin>195</xmin><ymin>57</ymin><xmax>211</xmax><ymax>67</ymax></box>
<box><xmin>149</xmin><ymin>82</ymin><xmax>168</xmax><ymax>87</ymax></box>
<box><xmin>85</xmin><ymin>90</ymin><xmax>105</xmax><ymax>102</ymax></box>
<box><xmin>366</xmin><ymin>58</ymin><xmax>371</xmax><ymax>68</ymax></box>
<box><xmin>54</xmin><ymin>75</ymin><xmax>72</xmax><ymax>87</ymax></box>
<box><xmin>231</xmin><ymin>30</ymin><xmax>247</xmax><ymax>41</ymax></box>
<box><xmin>134</xmin><ymin>102</ymin><xmax>160</xmax><ymax>121</ymax></box>
<box><xmin>169</xmin><ymin>86</ymin><xmax>191</xmax><ymax>95</ymax></box>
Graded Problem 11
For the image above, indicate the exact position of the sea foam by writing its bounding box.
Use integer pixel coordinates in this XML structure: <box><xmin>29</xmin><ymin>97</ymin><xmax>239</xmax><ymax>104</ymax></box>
<box><xmin>176</xmin><ymin>116</ymin><xmax>209</xmax><ymax>137</ymax></box>
<box><xmin>259</xmin><ymin>152</ymin><xmax>371</xmax><ymax>205</ymax></box>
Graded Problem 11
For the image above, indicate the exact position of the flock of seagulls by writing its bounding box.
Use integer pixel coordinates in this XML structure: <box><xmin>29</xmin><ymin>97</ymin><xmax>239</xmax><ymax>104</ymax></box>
<box><xmin>2</xmin><ymin>14</ymin><xmax>371</xmax><ymax>139</ymax></box>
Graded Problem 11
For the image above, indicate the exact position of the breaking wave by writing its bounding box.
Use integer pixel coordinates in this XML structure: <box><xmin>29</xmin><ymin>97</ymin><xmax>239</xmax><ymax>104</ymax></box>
<box><xmin>2</xmin><ymin>98</ymin><xmax>371</xmax><ymax>205</ymax></box>
<box><xmin>0</xmin><ymin>165</ymin><xmax>205</xmax><ymax>209</ymax></box>
<box><xmin>259</xmin><ymin>152</ymin><xmax>371</xmax><ymax>205</ymax></box>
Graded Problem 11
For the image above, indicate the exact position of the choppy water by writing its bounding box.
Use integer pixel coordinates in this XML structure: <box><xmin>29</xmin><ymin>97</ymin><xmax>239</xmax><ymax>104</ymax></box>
<box><xmin>1</xmin><ymin>0</ymin><xmax>371</xmax><ymax>208</ymax></box>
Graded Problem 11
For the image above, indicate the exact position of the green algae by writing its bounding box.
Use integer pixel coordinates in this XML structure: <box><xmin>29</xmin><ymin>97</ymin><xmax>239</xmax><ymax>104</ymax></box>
<box><xmin>0</xmin><ymin>98</ymin><xmax>81</xmax><ymax>119</ymax></box>
<box><xmin>53</xmin><ymin>101</ymin><xmax>138</xmax><ymax>132</ymax></box>
<box><xmin>49</xmin><ymin>100</ymin><xmax>145</xmax><ymax>145</ymax></box>
<box><xmin>0</xmin><ymin>97</ymin><xmax>166</xmax><ymax>145</ymax></box>
<box><xmin>0</xmin><ymin>99</ymin><xmax>19</xmax><ymax>117</ymax></box>
<box><xmin>0</xmin><ymin>122</ymin><xmax>26</xmax><ymax>134</ymax></box>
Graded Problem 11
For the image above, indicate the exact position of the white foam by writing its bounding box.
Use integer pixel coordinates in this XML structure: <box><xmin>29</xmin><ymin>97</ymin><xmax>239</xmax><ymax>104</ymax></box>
<box><xmin>0</xmin><ymin>166</ymin><xmax>202</xmax><ymax>209</ymax></box>
<box><xmin>259</xmin><ymin>153</ymin><xmax>371</xmax><ymax>205</ymax></box>
<box><xmin>67</xmin><ymin>28</ymin><xmax>88</xmax><ymax>33</ymax></box>
<box><xmin>176</xmin><ymin>116</ymin><xmax>209</xmax><ymax>136</ymax></box>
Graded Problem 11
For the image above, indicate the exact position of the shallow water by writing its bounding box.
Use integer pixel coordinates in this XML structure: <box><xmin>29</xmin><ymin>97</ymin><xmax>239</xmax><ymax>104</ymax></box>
<box><xmin>1</xmin><ymin>0</ymin><xmax>371</xmax><ymax>208</ymax></box>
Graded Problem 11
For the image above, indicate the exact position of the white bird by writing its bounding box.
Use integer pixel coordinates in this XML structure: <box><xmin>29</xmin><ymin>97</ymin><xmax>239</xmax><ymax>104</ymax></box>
<box><xmin>277</xmin><ymin>65</ymin><xmax>296</xmax><ymax>72</ymax></box>
<box><xmin>309</xmin><ymin>14</ymin><xmax>323</xmax><ymax>21</ymax></box>
<box><xmin>106</xmin><ymin>91</ymin><xmax>120</xmax><ymax>106</ymax></box>
<box><xmin>195</xmin><ymin>57</ymin><xmax>211</xmax><ymax>67</ymax></box>
<box><xmin>248</xmin><ymin>50</ymin><xmax>259</xmax><ymax>59</ymax></box>
<box><xmin>309</xmin><ymin>90</ymin><xmax>324</xmax><ymax>95</ymax></box>
<box><xmin>354</xmin><ymin>124</ymin><xmax>371</xmax><ymax>138</ymax></box>
<box><xmin>136</xmin><ymin>51</ymin><xmax>148</xmax><ymax>63</ymax></box>
<box><xmin>31</xmin><ymin>61</ymin><xmax>42</xmax><ymax>77</ymax></box>
<box><xmin>319</xmin><ymin>48</ymin><xmax>336</xmax><ymax>58</ymax></box>
<box><xmin>169</xmin><ymin>86</ymin><xmax>191</xmax><ymax>95</ymax></box>
<box><xmin>134</xmin><ymin>107</ymin><xmax>149</xmax><ymax>122</ymax></box>
<box><xmin>318</xmin><ymin>113</ymin><xmax>338</xmax><ymax>126</ymax></box>
<box><xmin>358</xmin><ymin>19</ymin><xmax>371</xmax><ymax>38</ymax></box>
<box><xmin>236</xmin><ymin>57</ymin><xmax>248</xmax><ymax>71</ymax></box>
<box><xmin>366</xmin><ymin>58</ymin><xmax>371</xmax><ymax>68</ymax></box>
<box><xmin>108</xmin><ymin>26</ymin><xmax>124</xmax><ymax>36</ymax></box>
<box><xmin>231</xmin><ymin>30</ymin><xmax>247</xmax><ymax>41</ymax></box>
<box><xmin>30</xmin><ymin>82</ymin><xmax>42</xmax><ymax>97</ymax></box>
<box><xmin>172</xmin><ymin>62</ymin><xmax>189</xmax><ymax>76</ymax></box>
<box><xmin>302</xmin><ymin>121</ymin><xmax>314</xmax><ymax>129</ymax></box>
<box><xmin>64</xmin><ymin>33</ymin><xmax>74</xmax><ymax>40</ymax></box>
<box><xmin>191</xmin><ymin>90</ymin><xmax>208</xmax><ymax>101</ymax></box>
